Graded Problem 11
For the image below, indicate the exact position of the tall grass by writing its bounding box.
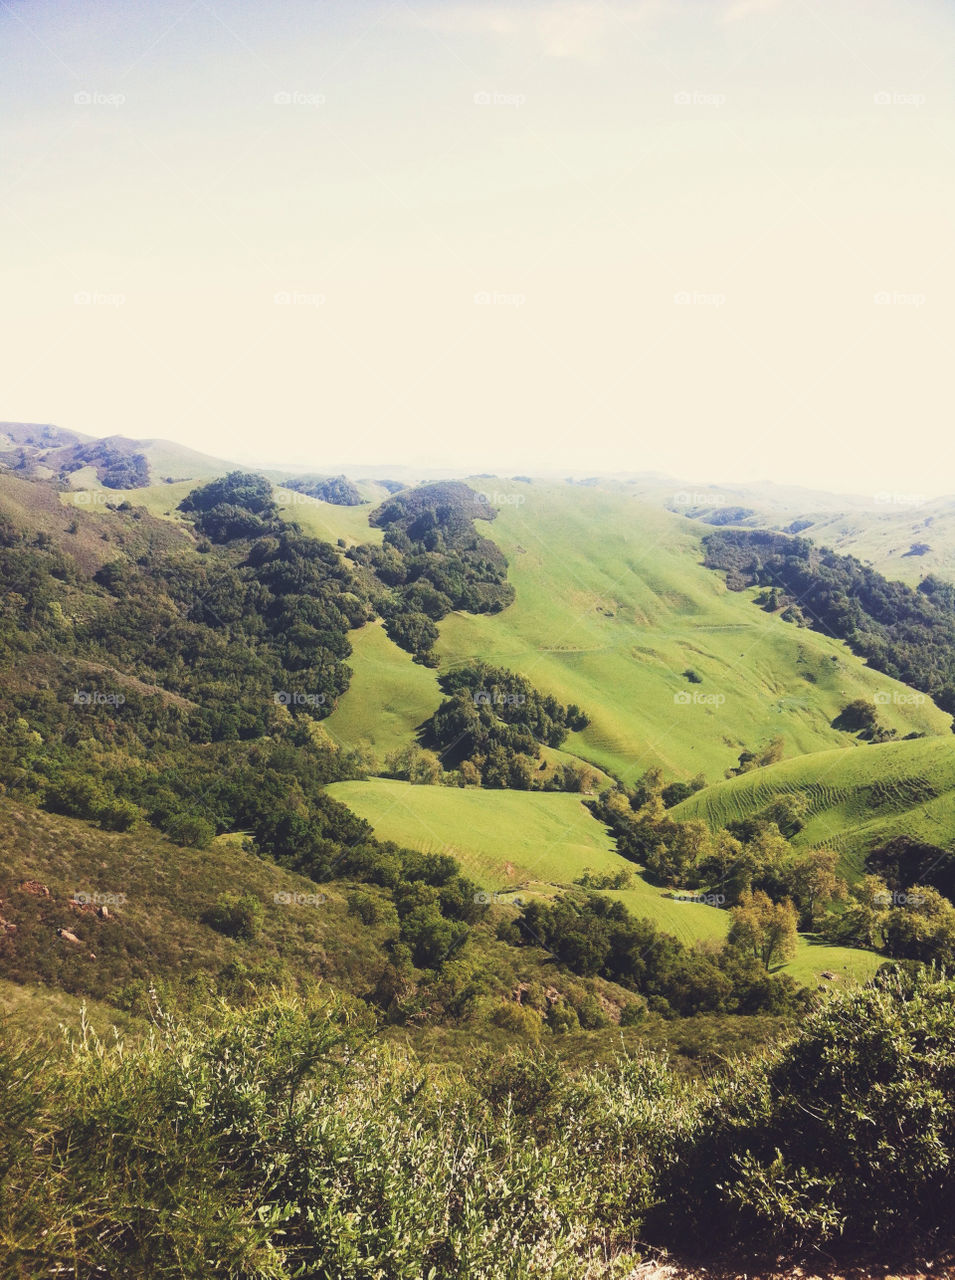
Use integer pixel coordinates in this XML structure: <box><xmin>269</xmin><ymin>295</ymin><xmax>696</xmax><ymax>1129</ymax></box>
<box><xmin>3</xmin><ymin>971</ymin><xmax>955</xmax><ymax>1277</ymax></box>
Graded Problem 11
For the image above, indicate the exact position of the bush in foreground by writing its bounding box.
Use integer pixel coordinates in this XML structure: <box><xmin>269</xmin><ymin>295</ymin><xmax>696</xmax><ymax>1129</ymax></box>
<box><xmin>3</xmin><ymin>972</ymin><xmax>955</xmax><ymax>1276</ymax></box>
<box><xmin>652</xmin><ymin>966</ymin><xmax>955</xmax><ymax>1256</ymax></box>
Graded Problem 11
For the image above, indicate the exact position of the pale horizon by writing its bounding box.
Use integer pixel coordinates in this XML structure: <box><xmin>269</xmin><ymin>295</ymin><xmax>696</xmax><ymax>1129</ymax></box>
<box><xmin>3</xmin><ymin>0</ymin><xmax>954</xmax><ymax>495</ymax></box>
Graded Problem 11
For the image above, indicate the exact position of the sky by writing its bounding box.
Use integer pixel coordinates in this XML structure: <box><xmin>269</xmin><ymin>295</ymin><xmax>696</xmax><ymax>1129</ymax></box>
<box><xmin>1</xmin><ymin>0</ymin><xmax>954</xmax><ymax>494</ymax></box>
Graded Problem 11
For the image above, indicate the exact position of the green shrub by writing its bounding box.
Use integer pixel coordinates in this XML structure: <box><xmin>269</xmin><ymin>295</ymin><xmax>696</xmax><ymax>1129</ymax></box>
<box><xmin>0</xmin><ymin>994</ymin><xmax>614</xmax><ymax>1279</ymax></box>
<box><xmin>653</xmin><ymin>968</ymin><xmax>955</xmax><ymax>1255</ymax></box>
<box><xmin>202</xmin><ymin>892</ymin><xmax>264</xmax><ymax>940</ymax></box>
<box><xmin>165</xmin><ymin>812</ymin><xmax>216</xmax><ymax>848</ymax></box>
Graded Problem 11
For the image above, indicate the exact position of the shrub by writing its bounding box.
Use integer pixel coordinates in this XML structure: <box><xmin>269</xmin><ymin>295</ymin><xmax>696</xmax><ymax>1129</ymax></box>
<box><xmin>202</xmin><ymin>892</ymin><xmax>264</xmax><ymax>940</ymax></box>
<box><xmin>165</xmin><ymin>813</ymin><xmax>216</xmax><ymax>848</ymax></box>
<box><xmin>653</xmin><ymin>968</ymin><xmax>955</xmax><ymax>1255</ymax></box>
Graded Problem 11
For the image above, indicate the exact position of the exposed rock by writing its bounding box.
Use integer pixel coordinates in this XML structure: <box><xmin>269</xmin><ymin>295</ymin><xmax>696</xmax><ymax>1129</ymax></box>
<box><xmin>20</xmin><ymin>880</ymin><xmax>50</xmax><ymax>897</ymax></box>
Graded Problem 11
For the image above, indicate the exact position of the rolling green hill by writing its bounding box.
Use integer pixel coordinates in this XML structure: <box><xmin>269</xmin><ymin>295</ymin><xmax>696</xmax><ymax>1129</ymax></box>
<box><xmin>755</xmin><ymin>502</ymin><xmax>955</xmax><ymax>588</ymax></box>
<box><xmin>673</xmin><ymin>735</ymin><xmax>955</xmax><ymax>874</ymax></box>
<box><xmin>327</xmin><ymin>778</ymin><xmax>880</xmax><ymax>985</ymax></box>
<box><xmin>427</xmin><ymin>482</ymin><xmax>950</xmax><ymax>783</ymax></box>
<box><xmin>640</xmin><ymin>476</ymin><xmax>955</xmax><ymax>588</ymax></box>
<box><xmin>52</xmin><ymin>466</ymin><xmax>954</xmax><ymax>791</ymax></box>
<box><xmin>327</xmin><ymin>779</ymin><xmax>622</xmax><ymax>887</ymax></box>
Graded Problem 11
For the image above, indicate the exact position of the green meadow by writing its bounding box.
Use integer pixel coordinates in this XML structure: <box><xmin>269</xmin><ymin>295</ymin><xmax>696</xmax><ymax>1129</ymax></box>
<box><xmin>327</xmin><ymin>777</ymin><xmax>879</xmax><ymax>986</ymax></box>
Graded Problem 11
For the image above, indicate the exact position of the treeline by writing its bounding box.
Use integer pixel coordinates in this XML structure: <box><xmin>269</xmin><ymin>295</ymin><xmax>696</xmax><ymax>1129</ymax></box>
<box><xmin>282</xmin><ymin>474</ymin><xmax>363</xmax><ymax>505</ymax></box>
<box><xmin>348</xmin><ymin>481</ymin><xmax>515</xmax><ymax>664</ymax></box>
<box><xmin>501</xmin><ymin>893</ymin><xmax>803</xmax><ymax>1018</ymax></box>
<box><xmin>703</xmin><ymin>528</ymin><xmax>955</xmax><ymax>716</ymax></box>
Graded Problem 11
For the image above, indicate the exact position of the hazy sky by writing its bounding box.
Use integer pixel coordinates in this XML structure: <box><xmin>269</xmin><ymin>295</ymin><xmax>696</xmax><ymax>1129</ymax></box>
<box><xmin>2</xmin><ymin>0</ymin><xmax>954</xmax><ymax>493</ymax></box>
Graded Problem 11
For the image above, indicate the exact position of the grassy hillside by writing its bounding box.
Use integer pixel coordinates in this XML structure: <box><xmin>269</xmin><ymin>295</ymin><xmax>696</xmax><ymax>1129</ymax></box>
<box><xmin>49</xmin><ymin>470</ymin><xmax>953</xmax><ymax>788</ymax></box>
<box><xmin>428</xmin><ymin>481</ymin><xmax>950</xmax><ymax>783</ymax></box>
<box><xmin>273</xmin><ymin>486</ymin><xmax>385</xmax><ymax>546</ymax></box>
<box><xmin>674</xmin><ymin>736</ymin><xmax>955</xmax><ymax>873</ymax></box>
<box><xmin>758</xmin><ymin>502</ymin><xmax>955</xmax><ymax>588</ymax></box>
<box><xmin>327</xmin><ymin>779</ymin><xmax>622</xmax><ymax>887</ymax></box>
<box><xmin>626</xmin><ymin>473</ymin><xmax>955</xmax><ymax>588</ymax></box>
<box><xmin>322</xmin><ymin>622</ymin><xmax>442</xmax><ymax>761</ymax></box>
<box><xmin>327</xmin><ymin>778</ymin><xmax>879</xmax><ymax>984</ymax></box>
<box><xmin>0</xmin><ymin>799</ymin><xmax>392</xmax><ymax>1007</ymax></box>
<box><xmin>57</xmin><ymin>474</ymin><xmax>385</xmax><ymax>540</ymax></box>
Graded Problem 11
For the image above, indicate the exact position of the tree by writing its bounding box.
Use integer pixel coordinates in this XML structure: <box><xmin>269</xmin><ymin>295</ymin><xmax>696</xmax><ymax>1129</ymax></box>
<box><xmin>883</xmin><ymin>886</ymin><xmax>955</xmax><ymax>965</ymax></box>
<box><xmin>822</xmin><ymin>874</ymin><xmax>889</xmax><ymax>949</ymax></box>
<box><xmin>728</xmin><ymin>890</ymin><xmax>798</xmax><ymax>969</ymax></box>
<box><xmin>384</xmin><ymin>744</ymin><xmax>443</xmax><ymax>785</ymax></box>
<box><xmin>835</xmin><ymin>698</ymin><xmax>878</xmax><ymax>734</ymax></box>
<box><xmin>783</xmin><ymin>849</ymin><xmax>845</xmax><ymax>928</ymax></box>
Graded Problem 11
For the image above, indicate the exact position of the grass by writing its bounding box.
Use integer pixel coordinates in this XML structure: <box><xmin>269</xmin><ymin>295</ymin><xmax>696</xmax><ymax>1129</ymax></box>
<box><xmin>272</xmin><ymin>487</ymin><xmax>384</xmax><ymax>547</ymax></box>
<box><xmin>428</xmin><ymin>481</ymin><xmax>950</xmax><ymax>784</ymax></box>
<box><xmin>782</xmin><ymin>938</ymin><xmax>883</xmax><ymax>988</ymax></box>
<box><xmin>0</xmin><ymin>799</ymin><xmax>394</xmax><ymax>1007</ymax></box>
<box><xmin>0</xmin><ymin>976</ymin><xmax>143</xmax><ymax>1041</ymax></box>
<box><xmin>326</xmin><ymin>778</ymin><xmax>880</xmax><ymax>986</ymax></box>
<box><xmin>326</xmin><ymin>778</ymin><xmax>624</xmax><ymax>888</ymax></box>
<box><xmin>673</xmin><ymin>735</ymin><xmax>955</xmax><ymax>875</ymax></box>
<box><xmin>323</xmin><ymin>622</ymin><xmax>441</xmax><ymax>761</ymax></box>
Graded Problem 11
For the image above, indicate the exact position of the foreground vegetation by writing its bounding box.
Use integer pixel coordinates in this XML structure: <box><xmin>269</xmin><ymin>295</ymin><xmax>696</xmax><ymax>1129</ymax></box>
<box><xmin>2</xmin><ymin>969</ymin><xmax>954</xmax><ymax>1278</ymax></box>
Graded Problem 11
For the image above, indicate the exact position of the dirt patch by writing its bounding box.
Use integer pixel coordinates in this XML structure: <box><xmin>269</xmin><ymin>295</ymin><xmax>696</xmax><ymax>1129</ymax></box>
<box><xmin>628</xmin><ymin>1249</ymin><xmax>955</xmax><ymax>1280</ymax></box>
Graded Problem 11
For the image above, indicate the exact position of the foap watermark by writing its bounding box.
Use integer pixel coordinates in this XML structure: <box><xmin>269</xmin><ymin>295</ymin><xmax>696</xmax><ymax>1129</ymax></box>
<box><xmin>474</xmin><ymin>291</ymin><xmax>526</xmax><ymax>307</ymax></box>
<box><xmin>874</xmin><ymin>690</ymin><xmax>926</xmax><ymax>707</ymax></box>
<box><xmin>674</xmin><ymin>291</ymin><xmax>725</xmax><ymax>307</ymax></box>
<box><xmin>73</xmin><ymin>690</ymin><xmax>126</xmax><ymax>707</ymax></box>
<box><xmin>273</xmin><ymin>891</ymin><xmax>327</xmax><ymax>907</ymax></box>
<box><xmin>74</xmin><ymin>90</ymin><xmax>125</xmax><ymax>107</ymax></box>
<box><xmin>474</xmin><ymin>891</ymin><xmax>525</xmax><ymax>906</ymax></box>
<box><xmin>473</xmin><ymin>690</ymin><xmax>526</xmax><ymax>707</ymax></box>
<box><xmin>874</xmin><ymin>291</ymin><xmax>925</xmax><ymax>307</ymax></box>
<box><xmin>672</xmin><ymin>891</ymin><xmax>726</xmax><ymax>906</ymax></box>
<box><xmin>274</xmin><ymin>691</ymin><xmax>327</xmax><ymax>708</ymax></box>
<box><xmin>874</xmin><ymin>91</ymin><xmax>925</xmax><ymax>107</ymax></box>
<box><xmin>74</xmin><ymin>291</ymin><xmax>125</xmax><ymax>307</ymax></box>
<box><xmin>474</xmin><ymin>91</ymin><xmax>525</xmax><ymax>107</ymax></box>
<box><xmin>875</xmin><ymin>890</ymin><xmax>926</xmax><ymax>908</ymax></box>
<box><xmin>73</xmin><ymin>890</ymin><xmax>127</xmax><ymax>907</ymax></box>
<box><xmin>274</xmin><ymin>291</ymin><xmax>325</xmax><ymax>306</ymax></box>
<box><xmin>274</xmin><ymin>90</ymin><xmax>325</xmax><ymax>106</ymax></box>
<box><xmin>674</xmin><ymin>690</ymin><xmax>725</xmax><ymax>707</ymax></box>
<box><xmin>478</xmin><ymin>490</ymin><xmax>525</xmax><ymax>507</ymax></box>
<box><xmin>674</xmin><ymin>91</ymin><xmax>725</xmax><ymax>106</ymax></box>
<box><xmin>672</xmin><ymin>491</ymin><xmax>725</xmax><ymax>507</ymax></box>
<box><xmin>874</xmin><ymin>490</ymin><xmax>927</xmax><ymax>507</ymax></box>
<box><xmin>71</xmin><ymin>489</ymin><xmax>128</xmax><ymax>506</ymax></box>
